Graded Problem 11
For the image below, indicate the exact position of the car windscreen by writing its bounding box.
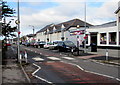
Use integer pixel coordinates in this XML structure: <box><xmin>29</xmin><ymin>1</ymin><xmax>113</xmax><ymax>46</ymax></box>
<box><xmin>64</xmin><ymin>41</ymin><xmax>75</xmax><ymax>46</ymax></box>
<box><xmin>53</xmin><ymin>41</ymin><xmax>63</xmax><ymax>45</ymax></box>
<box><xmin>47</xmin><ymin>42</ymin><xmax>53</xmax><ymax>45</ymax></box>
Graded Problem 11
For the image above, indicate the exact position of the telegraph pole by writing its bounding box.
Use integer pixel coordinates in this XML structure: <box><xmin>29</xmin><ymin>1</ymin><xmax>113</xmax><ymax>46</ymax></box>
<box><xmin>84</xmin><ymin>2</ymin><xmax>87</xmax><ymax>53</ymax></box>
<box><xmin>17</xmin><ymin>0</ymin><xmax>20</xmax><ymax>63</ymax></box>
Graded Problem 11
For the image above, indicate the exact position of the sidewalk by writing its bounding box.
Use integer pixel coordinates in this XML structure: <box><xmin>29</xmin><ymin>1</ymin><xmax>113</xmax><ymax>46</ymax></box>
<box><xmin>2</xmin><ymin>46</ymin><xmax>28</xmax><ymax>84</ymax></box>
<box><xmin>76</xmin><ymin>48</ymin><xmax>120</xmax><ymax>66</ymax></box>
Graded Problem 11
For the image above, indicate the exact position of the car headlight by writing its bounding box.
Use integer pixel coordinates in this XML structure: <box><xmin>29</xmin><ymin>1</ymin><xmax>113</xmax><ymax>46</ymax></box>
<box><xmin>66</xmin><ymin>46</ymin><xmax>70</xmax><ymax>49</ymax></box>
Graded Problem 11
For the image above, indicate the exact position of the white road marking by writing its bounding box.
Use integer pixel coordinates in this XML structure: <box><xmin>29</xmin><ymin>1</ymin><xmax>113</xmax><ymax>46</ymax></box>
<box><xmin>45</xmin><ymin>55</ymin><xmax>49</xmax><ymax>56</ymax></box>
<box><xmin>61</xmin><ymin>61</ymin><xmax>120</xmax><ymax>81</ymax></box>
<box><xmin>47</xmin><ymin>57</ymin><xmax>61</xmax><ymax>60</ymax></box>
<box><xmin>32</xmin><ymin>57</ymin><xmax>44</xmax><ymax>61</ymax></box>
<box><xmin>62</xmin><ymin>57</ymin><xmax>75</xmax><ymax>60</ymax></box>
<box><xmin>85</xmin><ymin>70</ymin><xmax>115</xmax><ymax>79</ymax></box>
<box><xmin>32</xmin><ymin>63</ymin><xmax>53</xmax><ymax>84</ymax></box>
<box><xmin>61</xmin><ymin>61</ymin><xmax>84</xmax><ymax>71</ymax></box>
<box><xmin>116</xmin><ymin>78</ymin><xmax>120</xmax><ymax>81</ymax></box>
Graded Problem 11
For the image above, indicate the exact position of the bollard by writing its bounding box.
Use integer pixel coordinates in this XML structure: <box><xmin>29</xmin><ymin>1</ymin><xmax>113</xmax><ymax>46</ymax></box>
<box><xmin>24</xmin><ymin>50</ymin><xmax>28</xmax><ymax>63</ymax></box>
<box><xmin>19</xmin><ymin>53</ymin><xmax>22</xmax><ymax>64</ymax></box>
<box><xmin>106</xmin><ymin>49</ymin><xmax>109</xmax><ymax>61</ymax></box>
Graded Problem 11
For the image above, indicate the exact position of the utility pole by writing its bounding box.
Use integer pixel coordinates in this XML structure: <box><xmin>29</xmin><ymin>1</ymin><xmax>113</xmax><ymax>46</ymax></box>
<box><xmin>84</xmin><ymin>2</ymin><xmax>87</xmax><ymax>53</ymax></box>
<box><xmin>17</xmin><ymin>0</ymin><xmax>20</xmax><ymax>63</ymax></box>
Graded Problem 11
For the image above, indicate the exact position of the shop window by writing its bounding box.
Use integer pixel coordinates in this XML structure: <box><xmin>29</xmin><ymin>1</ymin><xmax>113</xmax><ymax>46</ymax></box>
<box><xmin>100</xmin><ymin>33</ymin><xmax>106</xmax><ymax>44</ymax></box>
<box><xmin>109</xmin><ymin>32</ymin><xmax>116</xmax><ymax>45</ymax></box>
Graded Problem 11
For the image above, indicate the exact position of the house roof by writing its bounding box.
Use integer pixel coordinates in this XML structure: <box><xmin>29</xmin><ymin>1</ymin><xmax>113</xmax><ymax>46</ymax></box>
<box><xmin>89</xmin><ymin>21</ymin><xmax>116</xmax><ymax>28</ymax></box>
<box><xmin>36</xmin><ymin>18</ymin><xmax>93</xmax><ymax>34</ymax></box>
<box><xmin>53</xmin><ymin>19</ymin><xmax>93</xmax><ymax>33</ymax></box>
<box><xmin>115</xmin><ymin>6</ymin><xmax>120</xmax><ymax>14</ymax></box>
<box><xmin>36</xmin><ymin>24</ymin><xmax>54</xmax><ymax>33</ymax></box>
<box><xmin>63</xmin><ymin>19</ymin><xmax>93</xmax><ymax>31</ymax></box>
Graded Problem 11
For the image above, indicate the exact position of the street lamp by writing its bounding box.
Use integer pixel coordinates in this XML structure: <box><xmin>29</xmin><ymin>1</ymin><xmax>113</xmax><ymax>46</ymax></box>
<box><xmin>17</xmin><ymin>0</ymin><xmax>20</xmax><ymax>63</ymax></box>
<box><xmin>84</xmin><ymin>2</ymin><xmax>87</xmax><ymax>53</ymax></box>
<box><xmin>29</xmin><ymin>25</ymin><xmax>35</xmax><ymax>35</ymax></box>
<box><xmin>29</xmin><ymin>25</ymin><xmax>35</xmax><ymax>42</ymax></box>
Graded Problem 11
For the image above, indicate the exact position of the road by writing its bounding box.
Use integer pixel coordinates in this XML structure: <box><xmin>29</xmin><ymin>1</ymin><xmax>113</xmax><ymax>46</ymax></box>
<box><xmin>12</xmin><ymin>45</ymin><xmax>119</xmax><ymax>84</ymax></box>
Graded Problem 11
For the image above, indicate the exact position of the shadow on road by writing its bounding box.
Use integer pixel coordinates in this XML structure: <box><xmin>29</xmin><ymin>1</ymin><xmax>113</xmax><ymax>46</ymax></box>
<box><xmin>90</xmin><ymin>56</ymin><xmax>120</xmax><ymax>61</ymax></box>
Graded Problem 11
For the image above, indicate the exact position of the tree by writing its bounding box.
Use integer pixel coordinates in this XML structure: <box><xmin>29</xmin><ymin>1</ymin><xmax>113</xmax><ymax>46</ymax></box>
<box><xmin>2</xmin><ymin>1</ymin><xmax>15</xmax><ymax>18</ymax></box>
<box><xmin>1</xmin><ymin>1</ymin><xmax>16</xmax><ymax>37</ymax></box>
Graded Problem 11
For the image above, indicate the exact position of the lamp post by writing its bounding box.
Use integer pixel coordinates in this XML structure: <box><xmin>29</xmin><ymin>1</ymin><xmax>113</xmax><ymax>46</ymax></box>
<box><xmin>84</xmin><ymin>2</ymin><xmax>87</xmax><ymax>53</ymax></box>
<box><xmin>29</xmin><ymin>25</ymin><xmax>35</xmax><ymax>35</ymax></box>
<box><xmin>29</xmin><ymin>25</ymin><xmax>35</xmax><ymax>42</ymax></box>
<box><xmin>17</xmin><ymin>0</ymin><xmax>20</xmax><ymax>63</ymax></box>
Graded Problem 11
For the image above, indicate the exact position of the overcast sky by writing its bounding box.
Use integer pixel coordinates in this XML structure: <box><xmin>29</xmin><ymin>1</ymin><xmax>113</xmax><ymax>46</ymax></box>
<box><xmin>6</xmin><ymin>0</ymin><xmax>119</xmax><ymax>36</ymax></box>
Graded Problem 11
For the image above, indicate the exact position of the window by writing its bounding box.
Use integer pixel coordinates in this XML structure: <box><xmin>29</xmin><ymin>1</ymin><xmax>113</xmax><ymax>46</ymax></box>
<box><xmin>109</xmin><ymin>32</ymin><xmax>116</xmax><ymax>45</ymax></box>
<box><xmin>100</xmin><ymin>33</ymin><xmax>107</xmax><ymax>44</ymax></box>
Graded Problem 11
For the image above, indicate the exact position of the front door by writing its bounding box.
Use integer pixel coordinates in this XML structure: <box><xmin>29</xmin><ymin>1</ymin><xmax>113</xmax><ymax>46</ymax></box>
<box><xmin>90</xmin><ymin>33</ymin><xmax>97</xmax><ymax>45</ymax></box>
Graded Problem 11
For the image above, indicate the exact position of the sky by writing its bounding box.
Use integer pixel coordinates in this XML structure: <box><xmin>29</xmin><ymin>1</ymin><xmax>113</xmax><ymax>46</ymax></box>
<box><xmin>2</xmin><ymin>0</ymin><xmax>120</xmax><ymax>38</ymax></box>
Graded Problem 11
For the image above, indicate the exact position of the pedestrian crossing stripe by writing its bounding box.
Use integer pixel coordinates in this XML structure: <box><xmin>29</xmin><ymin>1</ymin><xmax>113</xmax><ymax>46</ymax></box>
<box><xmin>47</xmin><ymin>57</ymin><xmax>61</xmax><ymax>60</ymax></box>
<box><xmin>32</xmin><ymin>57</ymin><xmax>44</xmax><ymax>61</ymax></box>
<box><xmin>62</xmin><ymin>57</ymin><xmax>75</xmax><ymax>60</ymax></box>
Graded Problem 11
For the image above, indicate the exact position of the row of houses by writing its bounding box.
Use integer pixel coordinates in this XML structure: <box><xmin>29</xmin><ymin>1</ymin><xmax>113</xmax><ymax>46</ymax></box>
<box><xmin>24</xmin><ymin>2</ymin><xmax>120</xmax><ymax>48</ymax></box>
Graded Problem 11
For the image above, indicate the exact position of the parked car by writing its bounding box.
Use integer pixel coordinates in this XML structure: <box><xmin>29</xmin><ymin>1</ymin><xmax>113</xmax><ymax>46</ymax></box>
<box><xmin>49</xmin><ymin>41</ymin><xmax>63</xmax><ymax>50</ymax></box>
<box><xmin>6</xmin><ymin>43</ymin><xmax>11</xmax><ymax>46</ymax></box>
<box><xmin>22</xmin><ymin>42</ymin><xmax>26</xmax><ymax>45</ymax></box>
<box><xmin>34</xmin><ymin>41</ymin><xmax>46</xmax><ymax>48</ymax></box>
<box><xmin>44</xmin><ymin>42</ymin><xmax>53</xmax><ymax>49</ymax></box>
<box><xmin>39</xmin><ymin>41</ymin><xmax>46</xmax><ymax>48</ymax></box>
<box><xmin>30</xmin><ymin>42</ymin><xmax>35</xmax><ymax>47</ymax></box>
<box><xmin>57</xmin><ymin>41</ymin><xmax>78</xmax><ymax>52</ymax></box>
<box><xmin>25</xmin><ymin>42</ymin><xmax>30</xmax><ymax>47</ymax></box>
<box><xmin>33</xmin><ymin>42</ymin><xmax>39</xmax><ymax>48</ymax></box>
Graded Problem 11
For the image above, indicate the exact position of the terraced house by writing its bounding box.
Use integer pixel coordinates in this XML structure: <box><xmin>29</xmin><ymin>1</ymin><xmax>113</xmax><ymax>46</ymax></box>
<box><xmin>35</xmin><ymin>2</ymin><xmax>120</xmax><ymax>48</ymax></box>
<box><xmin>36</xmin><ymin>19</ymin><xmax>92</xmax><ymax>46</ymax></box>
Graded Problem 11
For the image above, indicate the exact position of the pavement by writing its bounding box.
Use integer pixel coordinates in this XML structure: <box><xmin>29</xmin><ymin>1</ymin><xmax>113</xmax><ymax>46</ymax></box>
<box><xmin>2</xmin><ymin>46</ymin><xmax>28</xmax><ymax>84</ymax></box>
<box><xmin>75</xmin><ymin>48</ymin><xmax>120</xmax><ymax>66</ymax></box>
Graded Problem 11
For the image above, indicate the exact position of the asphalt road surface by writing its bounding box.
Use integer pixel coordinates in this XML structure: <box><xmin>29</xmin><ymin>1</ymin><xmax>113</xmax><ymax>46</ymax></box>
<box><xmin>12</xmin><ymin>45</ymin><xmax>120</xmax><ymax>84</ymax></box>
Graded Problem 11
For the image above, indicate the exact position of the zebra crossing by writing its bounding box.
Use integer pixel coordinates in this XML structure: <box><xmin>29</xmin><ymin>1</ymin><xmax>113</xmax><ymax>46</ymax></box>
<box><xmin>32</xmin><ymin>56</ymin><xmax>76</xmax><ymax>62</ymax></box>
<box><xmin>32</xmin><ymin>57</ymin><xmax>44</xmax><ymax>61</ymax></box>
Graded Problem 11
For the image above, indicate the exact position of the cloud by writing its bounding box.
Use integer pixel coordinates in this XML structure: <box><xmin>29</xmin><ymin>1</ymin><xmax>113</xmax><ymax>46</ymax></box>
<box><xmin>86</xmin><ymin>1</ymin><xmax>117</xmax><ymax>24</ymax></box>
<box><xmin>18</xmin><ymin>1</ymin><xmax>118</xmax><ymax>35</ymax></box>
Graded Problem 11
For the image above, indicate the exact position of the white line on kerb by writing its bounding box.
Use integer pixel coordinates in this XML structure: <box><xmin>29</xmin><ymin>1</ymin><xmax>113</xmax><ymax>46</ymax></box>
<box><xmin>32</xmin><ymin>63</ymin><xmax>53</xmax><ymax>84</ymax></box>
